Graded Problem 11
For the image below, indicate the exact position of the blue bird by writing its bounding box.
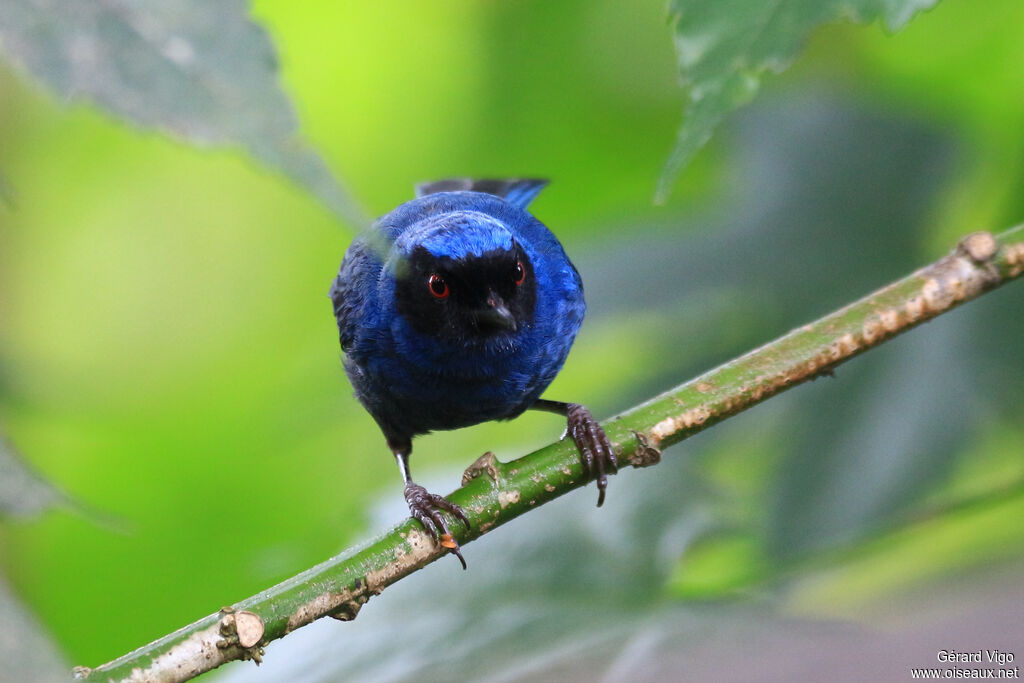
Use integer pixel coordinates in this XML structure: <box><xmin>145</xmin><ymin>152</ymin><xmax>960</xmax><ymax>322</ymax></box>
<box><xmin>330</xmin><ymin>179</ymin><xmax>616</xmax><ymax>567</ymax></box>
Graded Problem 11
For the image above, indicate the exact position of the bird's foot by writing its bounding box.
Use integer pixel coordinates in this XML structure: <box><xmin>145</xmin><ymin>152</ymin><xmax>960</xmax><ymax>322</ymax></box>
<box><xmin>404</xmin><ymin>482</ymin><xmax>470</xmax><ymax>569</ymax></box>
<box><xmin>566</xmin><ymin>403</ymin><xmax>618</xmax><ymax>507</ymax></box>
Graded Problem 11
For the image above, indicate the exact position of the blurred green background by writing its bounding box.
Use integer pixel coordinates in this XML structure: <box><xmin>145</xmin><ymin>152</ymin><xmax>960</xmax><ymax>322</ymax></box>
<box><xmin>1</xmin><ymin>0</ymin><xmax>1023</xmax><ymax>680</ymax></box>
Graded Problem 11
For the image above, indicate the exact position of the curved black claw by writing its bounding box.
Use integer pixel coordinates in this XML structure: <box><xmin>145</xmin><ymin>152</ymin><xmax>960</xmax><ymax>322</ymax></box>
<box><xmin>404</xmin><ymin>482</ymin><xmax>471</xmax><ymax>569</ymax></box>
<box><xmin>566</xmin><ymin>403</ymin><xmax>618</xmax><ymax>507</ymax></box>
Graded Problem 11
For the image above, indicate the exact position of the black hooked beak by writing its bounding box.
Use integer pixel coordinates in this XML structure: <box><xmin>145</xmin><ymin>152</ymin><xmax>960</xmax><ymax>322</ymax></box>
<box><xmin>476</xmin><ymin>292</ymin><xmax>518</xmax><ymax>333</ymax></box>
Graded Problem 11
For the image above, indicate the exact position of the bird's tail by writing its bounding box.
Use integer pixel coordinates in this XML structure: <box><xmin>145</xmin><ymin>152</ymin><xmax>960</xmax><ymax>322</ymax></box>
<box><xmin>415</xmin><ymin>178</ymin><xmax>549</xmax><ymax>209</ymax></box>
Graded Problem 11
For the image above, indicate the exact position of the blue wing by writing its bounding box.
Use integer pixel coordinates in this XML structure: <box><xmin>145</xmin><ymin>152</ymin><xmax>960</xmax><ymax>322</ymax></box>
<box><xmin>414</xmin><ymin>178</ymin><xmax>549</xmax><ymax>209</ymax></box>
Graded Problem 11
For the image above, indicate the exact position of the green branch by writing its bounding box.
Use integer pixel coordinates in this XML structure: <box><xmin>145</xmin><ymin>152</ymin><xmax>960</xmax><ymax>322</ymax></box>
<box><xmin>75</xmin><ymin>227</ymin><xmax>1024</xmax><ymax>682</ymax></box>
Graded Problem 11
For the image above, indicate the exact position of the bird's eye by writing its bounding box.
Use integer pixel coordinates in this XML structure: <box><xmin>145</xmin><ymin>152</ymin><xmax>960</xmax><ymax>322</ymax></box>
<box><xmin>514</xmin><ymin>260</ymin><xmax>526</xmax><ymax>286</ymax></box>
<box><xmin>428</xmin><ymin>273</ymin><xmax>450</xmax><ymax>299</ymax></box>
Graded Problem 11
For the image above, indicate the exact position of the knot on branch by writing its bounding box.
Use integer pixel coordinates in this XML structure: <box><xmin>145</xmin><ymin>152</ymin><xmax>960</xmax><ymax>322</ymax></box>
<box><xmin>218</xmin><ymin>607</ymin><xmax>266</xmax><ymax>662</ymax></box>
<box><xmin>462</xmin><ymin>451</ymin><xmax>502</xmax><ymax>486</ymax></box>
<box><xmin>958</xmin><ymin>231</ymin><xmax>998</xmax><ymax>264</ymax></box>
<box><xmin>1001</xmin><ymin>240</ymin><xmax>1024</xmax><ymax>278</ymax></box>
<box><xmin>628</xmin><ymin>431</ymin><xmax>662</xmax><ymax>468</ymax></box>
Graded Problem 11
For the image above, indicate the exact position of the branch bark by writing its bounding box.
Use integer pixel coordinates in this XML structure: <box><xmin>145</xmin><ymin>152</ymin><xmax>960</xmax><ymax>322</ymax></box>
<box><xmin>75</xmin><ymin>227</ymin><xmax>1024</xmax><ymax>682</ymax></box>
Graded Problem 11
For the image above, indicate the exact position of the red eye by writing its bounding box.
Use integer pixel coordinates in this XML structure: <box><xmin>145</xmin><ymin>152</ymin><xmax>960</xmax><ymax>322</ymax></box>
<box><xmin>514</xmin><ymin>260</ymin><xmax>526</xmax><ymax>286</ymax></box>
<box><xmin>428</xmin><ymin>273</ymin><xmax>449</xmax><ymax>299</ymax></box>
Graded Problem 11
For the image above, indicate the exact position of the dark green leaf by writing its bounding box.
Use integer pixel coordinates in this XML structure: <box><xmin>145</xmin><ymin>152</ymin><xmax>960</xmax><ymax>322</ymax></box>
<box><xmin>658</xmin><ymin>0</ymin><xmax>939</xmax><ymax>201</ymax></box>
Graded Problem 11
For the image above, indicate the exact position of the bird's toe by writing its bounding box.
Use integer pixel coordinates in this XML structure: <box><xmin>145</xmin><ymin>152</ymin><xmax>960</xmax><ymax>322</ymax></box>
<box><xmin>566</xmin><ymin>404</ymin><xmax>618</xmax><ymax>507</ymax></box>
<box><xmin>403</xmin><ymin>482</ymin><xmax>470</xmax><ymax>569</ymax></box>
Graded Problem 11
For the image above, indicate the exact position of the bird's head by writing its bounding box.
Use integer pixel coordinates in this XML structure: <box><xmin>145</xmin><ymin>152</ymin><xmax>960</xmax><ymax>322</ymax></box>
<box><xmin>390</xmin><ymin>211</ymin><xmax>536</xmax><ymax>342</ymax></box>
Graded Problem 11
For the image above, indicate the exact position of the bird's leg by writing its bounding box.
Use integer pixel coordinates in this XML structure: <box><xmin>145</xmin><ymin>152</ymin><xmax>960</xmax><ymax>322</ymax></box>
<box><xmin>531</xmin><ymin>399</ymin><xmax>618</xmax><ymax>507</ymax></box>
<box><xmin>392</xmin><ymin>445</ymin><xmax>470</xmax><ymax>569</ymax></box>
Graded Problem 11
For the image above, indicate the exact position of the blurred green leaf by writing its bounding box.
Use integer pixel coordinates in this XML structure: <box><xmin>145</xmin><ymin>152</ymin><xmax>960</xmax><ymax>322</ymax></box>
<box><xmin>666</xmin><ymin>532</ymin><xmax>766</xmax><ymax>598</ymax></box>
<box><xmin>657</xmin><ymin>0</ymin><xmax>939</xmax><ymax>201</ymax></box>
<box><xmin>0</xmin><ymin>430</ymin><xmax>62</xmax><ymax>519</ymax></box>
<box><xmin>0</xmin><ymin>0</ymin><xmax>364</xmax><ymax>226</ymax></box>
<box><xmin>769</xmin><ymin>319</ymin><xmax>975</xmax><ymax>559</ymax></box>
